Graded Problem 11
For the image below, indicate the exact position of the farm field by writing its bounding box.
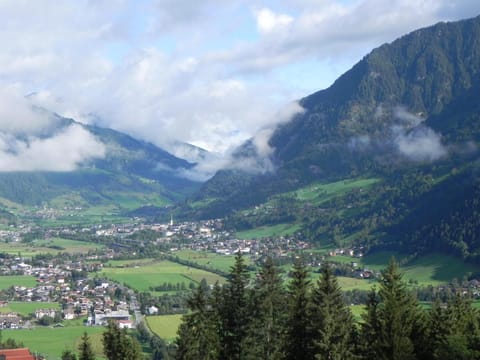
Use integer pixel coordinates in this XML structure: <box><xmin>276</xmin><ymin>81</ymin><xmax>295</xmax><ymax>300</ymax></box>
<box><xmin>2</xmin><ymin>326</ymin><xmax>105</xmax><ymax>359</ymax></box>
<box><xmin>32</xmin><ymin>237</ymin><xmax>104</xmax><ymax>254</ymax></box>
<box><xmin>328</xmin><ymin>251</ymin><xmax>479</xmax><ymax>287</ymax></box>
<box><xmin>146</xmin><ymin>314</ymin><xmax>182</xmax><ymax>341</ymax></box>
<box><xmin>0</xmin><ymin>238</ymin><xmax>102</xmax><ymax>257</ymax></box>
<box><xmin>100</xmin><ymin>259</ymin><xmax>226</xmax><ymax>292</ymax></box>
<box><xmin>0</xmin><ymin>301</ymin><xmax>60</xmax><ymax>316</ymax></box>
<box><xmin>172</xmin><ymin>250</ymin><xmax>253</xmax><ymax>273</ymax></box>
<box><xmin>0</xmin><ymin>275</ymin><xmax>36</xmax><ymax>290</ymax></box>
<box><xmin>236</xmin><ymin>223</ymin><xmax>301</xmax><ymax>240</ymax></box>
<box><xmin>336</xmin><ymin>276</ymin><xmax>376</xmax><ymax>291</ymax></box>
<box><xmin>292</xmin><ymin>178</ymin><xmax>380</xmax><ymax>205</ymax></box>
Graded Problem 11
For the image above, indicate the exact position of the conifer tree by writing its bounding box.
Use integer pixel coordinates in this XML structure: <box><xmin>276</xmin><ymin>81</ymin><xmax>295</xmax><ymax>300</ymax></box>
<box><xmin>176</xmin><ymin>284</ymin><xmax>220</xmax><ymax>360</ymax></box>
<box><xmin>78</xmin><ymin>332</ymin><xmax>95</xmax><ymax>360</ymax></box>
<box><xmin>61</xmin><ymin>349</ymin><xmax>78</xmax><ymax>360</ymax></box>
<box><xmin>361</xmin><ymin>258</ymin><xmax>421</xmax><ymax>360</ymax></box>
<box><xmin>310</xmin><ymin>262</ymin><xmax>355</xmax><ymax>360</ymax></box>
<box><xmin>431</xmin><ymin>293</ymin><xmax>480</xmax><ymax>359</ymax></box>
<box><xmin>102</xmin><ymin>320</ymin><xmax>142</xmax><ymax>360</ymax></box>
<box><xmin>359</xmin><ymin>288</ymin><xmax>382</xmax><ymax>359</ymax></box>
<box><xmin>283</xmin><ymin>257</ymin><xmax>314</xmax><ymax>360</ymax></box>
<box><xmin>219</xmin><ymin>251</ymin><xmax>250</xmax><ymax>360</ymax></box>
<box><xmin>242</xmin><ymin>256</ymin><xmax>286</xmax><ymax>359</ymax></box>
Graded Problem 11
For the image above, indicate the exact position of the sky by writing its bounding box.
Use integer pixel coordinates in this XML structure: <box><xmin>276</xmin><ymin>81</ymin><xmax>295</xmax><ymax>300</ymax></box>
<box><xmin>0</xmin><ymin>0</ymin><xmax>480</xmax><ymax>178</ymax></box>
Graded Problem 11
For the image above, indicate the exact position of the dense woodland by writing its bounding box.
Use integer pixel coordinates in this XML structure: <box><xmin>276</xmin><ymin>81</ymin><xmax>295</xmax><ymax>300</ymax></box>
<box><xmin>175</xmin><ymin>253</ymin><xmax>480</xmax><ymax>360</ymax></box>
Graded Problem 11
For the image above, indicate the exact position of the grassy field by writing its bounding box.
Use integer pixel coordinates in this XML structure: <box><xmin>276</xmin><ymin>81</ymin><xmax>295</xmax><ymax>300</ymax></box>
<box><xmin>0</xmin><ymin>237</ymin><xmax>103</xmax><ymax>257</ymax></box>
<box><xmin>146</xmin><ymin>314</ymin><xmax>183</xmax><ymax>341</ymax></box>
<box><xmin>3</xmin><ymin>326</ymin><xmax>105</xmax><ymax>359</ymax></box>
<box><xmin>328</xmin><ymin>251</ymin><xmax>480</xmax><ymax>288</ymax></box>
<box><xmin>236</xmin><ymin>223</ymin><xmax>301</xmax><ymax>240</ymax></box>
<box><xmin>0</xmin><ymin>275</ymin><xmax>36</xmax><ymax>290</ymax></box>
<box><xmin>337</xmin><ymin>276</ymin><xmax>376</xmax><ymax>291</ymax></box>
<box><xmin>293</xmin><ymin>178</ymin><xmax>380</xmax><ymax>205</ymax></box>
<box><xmin>101</xmin><ymin>259</ymin><xmax>226</xmax><ymax>292</ymax></box>
<box><xmin>173</xmin><ymin>250</ymin><xmax>253</xmax><ymax>273</ymax></box>
<box><xmin>0</xmin><ymin>302</ymin><xmax>60</xmax><ymax>316</ymax></box>
<box><xmin>32</xmin><ymin>237</ymin><xmax>104</xmax><ymax>254</ymax></box>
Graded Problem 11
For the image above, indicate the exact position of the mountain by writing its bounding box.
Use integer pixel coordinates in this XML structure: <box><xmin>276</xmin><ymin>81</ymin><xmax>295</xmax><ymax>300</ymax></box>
<box><xmin>187</xmin><ymin>15</ymin><xmax>480</xmax><ymax>262</ymax></box>
<box><xmin>0</xmin><ymin>115</ymin><xmax>202</xmax><ymax>216</ymax></box>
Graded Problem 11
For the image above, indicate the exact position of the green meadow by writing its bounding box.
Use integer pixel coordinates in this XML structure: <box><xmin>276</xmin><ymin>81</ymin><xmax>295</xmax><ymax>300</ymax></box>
<box><xmin>32</xmin><ymin>237</ymin><xmax>104</xmax><ymax>254</ymax></box>
<box><xmin>2</xmin><ymin>326</ymin><xmax>105</xmax><ymax>360</ymax></box>
<box><xmin>101</xmin><ymin>259</ymin><xmax>226</xmax><ymax>292</ymax></box>
<box><xmin>0</xmin><ymin>275</ymin><xmax>36</xmax><ymax>290</ymax></box>
<box><xmin>292</xmin><ymin>178</ymin><xmax>380</xmax><ymax>204</ymax></box>
<box><xmin>146</xmin><ymin>314</ymin><xmax>183</xmax><ymax>341</ymax></box>
<box><xmin>236</xmin><ymin>223</ymin><xmax>301</xmax><ymax>240</ymax></box>
<box><xmin>173</xmin><ymin>250</ymin><xmax>253</xmax><ymax>273</ymax></box>
<box><xmin>0</xmin><ymin>301</ymin><xmax>60</xmax><ymax>316</ymax></box>
<box><xmin>328</xmin><ymin>251</ymin><xmax>480</xmax><ymax>289</ymax></box>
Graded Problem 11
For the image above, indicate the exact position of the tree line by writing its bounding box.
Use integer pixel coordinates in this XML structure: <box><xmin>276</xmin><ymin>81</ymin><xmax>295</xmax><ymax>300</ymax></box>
<box><xmin>175</xmin><ymin>253</ymin><xmax>480</xmax><ymax>360</ymax></box>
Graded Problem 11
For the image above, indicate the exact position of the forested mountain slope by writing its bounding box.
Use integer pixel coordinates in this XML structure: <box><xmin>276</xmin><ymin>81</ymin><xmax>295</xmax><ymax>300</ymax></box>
<box><xmin>0</xmin><ymin>115</ymin><xmax>201</xmax><ymax>211</ymax></box>
<box><xmin>187</xmin><ymin>15</ymin><xmax>480</xmax><ymax>262</ymax></box>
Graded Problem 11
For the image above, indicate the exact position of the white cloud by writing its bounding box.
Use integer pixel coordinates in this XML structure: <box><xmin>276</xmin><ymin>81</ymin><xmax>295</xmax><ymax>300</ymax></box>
<box><xmin>0</xmin><ymin>124</ymin><xmax>106</xmax><ymax>172</ymax></box>
<box><xmin>395</xmin><ymin>126</ymin><xmax>447</xmax><ymax>162</ymax></box>
<box><xmin>253</xmin><ymin>7</ymin><xmax>293</xmax><ymax>34</ymax></box>
<box><xmin>0</xmin><ymin>0</ymin><xmax>477</xmax><ymax>177</ymax></box>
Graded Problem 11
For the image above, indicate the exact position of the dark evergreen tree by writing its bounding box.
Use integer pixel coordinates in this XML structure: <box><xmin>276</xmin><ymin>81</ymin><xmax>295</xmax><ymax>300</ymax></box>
<box><xmin>61</xmin><ymin>349</ymin><xmax>78</xmax><ymax>360</ymax></box>
<box><xmin>310</xmin><ymin>262</ymin><xmax>355</xmax><ymax>360</ymax></box>
<box><xmin>218</xmin><ymin>252</ymin><xmax>250</xmax><ymax>360</ymax></box>
<box><xmin>102</xmin><ymin>320</ymin><xmax>142</xmax><ymax>360</ymax></box>
<box><xmin>361</xmin><ymin>258</ymin><xmax>421</xmax><ymax>360</ymax></box>
<box><xmin>242</xmin><ymin>256</ymin><xmax>286</xmax><ymax>359</ymax></box>
<box><xmin>176</xmin><ymin>284</ymin><xmax>220</xmax><ymax>360</ymax></box>
<box><xmin>283</xmin><ymin>257</ymin><xmax>314</xmax><ymax>360</ymax></box>
<box><xmin>429</xmin><ymin>294</ymin><xmax>480</xmax><ymax>359</ymax></box>
<box><xmin>78</xmin><ymin>332</ymin><xmax>95</xmax><ymax>360</ymax></box>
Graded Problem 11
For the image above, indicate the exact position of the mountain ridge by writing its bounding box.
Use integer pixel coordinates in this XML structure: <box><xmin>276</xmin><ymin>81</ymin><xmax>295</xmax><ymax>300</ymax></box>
<box><xmin>186</xmin><ymin>15</ymin><xmax>480</xmax><ymax>262</ymax></box>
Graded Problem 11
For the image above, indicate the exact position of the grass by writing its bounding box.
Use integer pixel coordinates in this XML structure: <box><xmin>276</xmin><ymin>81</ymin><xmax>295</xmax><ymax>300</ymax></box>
<box><xmin>0</xmin><ymin>275</ymin><xmax>36</xmax><ymax>290</ymax></box>
<box><xmin>173</xmin><ymin>250</ymin><xmax>253</xmax><ymax>273</ymax></box>
<box><xmin>101</xmin><ymin>259</ymin><xmax>226</xmax><ymax>292</ymax></box>
<box><xmin>337</xmin><ymin>276</ymin><xmax>376</xmax><ymax>291</ymax></box>
<box><xmin>293</xmin><ymin>178</ymin><xmax>380</xmax><ymax>205</ymax></box>
<box><xmin>2</xmin><ymin>326</ymin><xmax>105</xmax><ymax>359</ymax></box>
<box><xmin>146</xmin><ymin>314</ymin><xmax>183</xmax><ymax>341</ymax></box>
<box><xmin>236</xmin><ymin>223</ymin><xmax>301</xmax><ymax>240</ymax></box>
<box><xmin>0</xmin><ymin>302</ymin><xmax>60</xmax><ymax>316</ymax></box>
<box><xmin>402</xmin><ymin>254</ymin><xmax>479</xmax><ymax>286</ymax></box>
<box><xmin>328</xmin><ymin>251</ymin><xmax>480</xmax><ymax>288</ymax></box>
<box><xmin>32</xmin><ymin>237</ymin><xmax>104</xmax><ymax>254</ymax></box>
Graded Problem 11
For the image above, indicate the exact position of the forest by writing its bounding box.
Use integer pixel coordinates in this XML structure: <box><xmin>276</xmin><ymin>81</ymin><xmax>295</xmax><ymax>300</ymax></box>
<box><xmin>175</xmin><ymin>253</ymin><xmax>480</xmax><ymax>360</ymax></box>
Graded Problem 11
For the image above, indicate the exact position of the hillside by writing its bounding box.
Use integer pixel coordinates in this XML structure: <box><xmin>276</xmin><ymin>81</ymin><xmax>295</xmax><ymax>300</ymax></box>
<box><xmin>0</xmin><ymin>115</ymin><xmax>201</xmax><ymax>221</ymax></box>
<box><xmin>186</xmin><ymin>15</ymin><xmax>480</xmax><ymax>262</ymax></box>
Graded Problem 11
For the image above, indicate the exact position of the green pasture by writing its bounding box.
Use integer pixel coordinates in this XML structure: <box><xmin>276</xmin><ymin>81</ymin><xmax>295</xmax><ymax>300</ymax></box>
<box><xmin>32</xmin><ymin>237</ymin><xmax>104</xmax><ymax>254</ymax></box>
<box><xmin>236</xmin><ymin>223</ymin><xmax>301</xmax><ymax>240</ymax></box>
<box><xmin>337</xmin><ymin>276</ymin><xmax>376</xmax><ymax>291</ymax></box>
<box><xmin>0</xmin><ymin>242</ymin><xmax>58</xmax><ymax>257</ymax></box>
<box><xmin>3</xmin><ymin>326</ymin><xmax>105</xmax><ymax>360</ymax></box>
<box><xmin>292</xmin><ymin>178</ymin><xmax>380</xmax><ymax>204</ymax></box>
<box><xmin>146</xmin><ymin>314</ymin><xmax>183</xmax><ymax>341</ymax></box>
<box><xmin>173</xmin><ymin>250</ymin><xmax>253</xmax><ymax>273</ymax></box>
<box><xmin>101</xmin><ymin>260</ymin><xmax>226</xmax><ymax>292</ymax></box>
<box><xmin>0</xmin><ymin>275</ymin><xmax>36</xmax><ymax>290</ymax></box>
<box><xmin>104</xmin><ymin>258</ymin><xmax>158</xmax><ymax>267</ymax></box>
<box><xmin>328</xmin><ymin>251</ymin><xmax>479</xmax><ymax>287</ymax></box>
<box><xmin>402</xmin><ymin>254</ymin><xmax>479</xmax><ymax>286</ymax></box>
<box><xmin>0</xmin><ymin>301</ymin><xmax>60</xmax><ymax>316</ymax></box>
<box><xmin>105</xmin><ymin>191</ymin><xmax>171</xmax><ymax>211</ymax></box>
